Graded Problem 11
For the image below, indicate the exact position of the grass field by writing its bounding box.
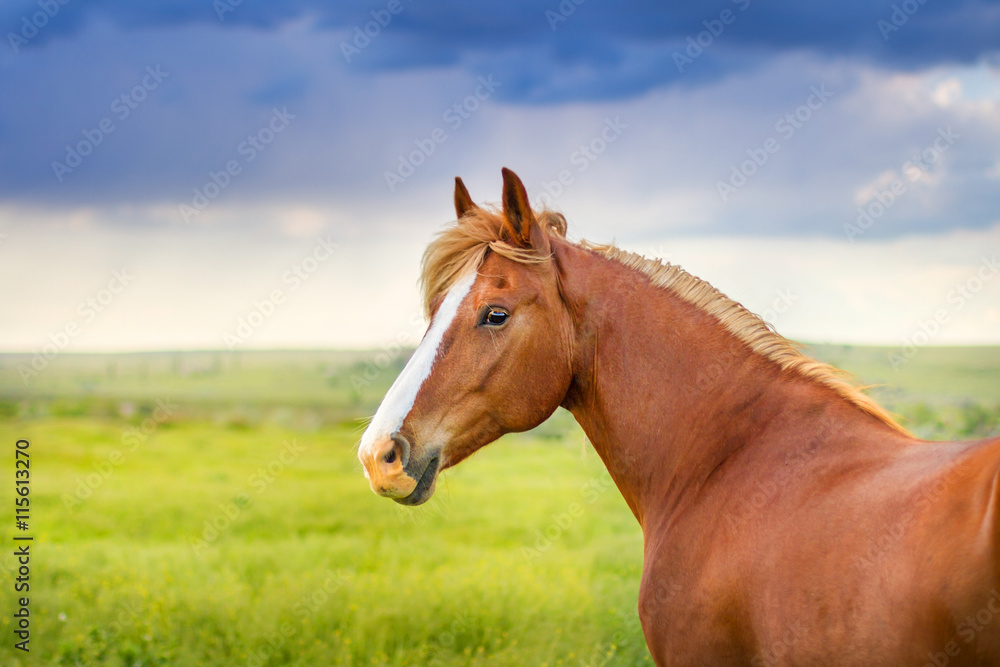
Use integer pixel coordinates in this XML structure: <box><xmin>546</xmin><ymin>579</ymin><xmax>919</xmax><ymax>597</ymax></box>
<box><xmin>0</xmin><ymin>345</ymin><xmax>997</xmax><ymax>666</ymax></box>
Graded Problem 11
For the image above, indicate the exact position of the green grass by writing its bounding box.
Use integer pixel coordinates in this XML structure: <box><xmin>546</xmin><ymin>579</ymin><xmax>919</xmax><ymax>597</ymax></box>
<box><xmin>0</xmin><ymin>406</ymin><xmax>646</xmax><ymax>665</ymax></box>
<box><xmin>0</xmin><ymin>346</ymin><xmax>996</xmax><ymax>665</ymax></box>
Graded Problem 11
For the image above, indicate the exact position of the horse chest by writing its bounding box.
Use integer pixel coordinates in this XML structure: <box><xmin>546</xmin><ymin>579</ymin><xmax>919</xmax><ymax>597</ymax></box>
<box><xmin>637</xmin><ymin>556</ymin><xmax>753</xmax><ymax>666</ymax></box>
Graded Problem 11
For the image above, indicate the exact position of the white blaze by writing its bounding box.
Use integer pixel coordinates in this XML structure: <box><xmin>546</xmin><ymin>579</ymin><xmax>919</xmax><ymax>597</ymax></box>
<box><xmin>358</xmin><ymin>270</ymin><xmax>477</xmax><ymax>460</ymax></box>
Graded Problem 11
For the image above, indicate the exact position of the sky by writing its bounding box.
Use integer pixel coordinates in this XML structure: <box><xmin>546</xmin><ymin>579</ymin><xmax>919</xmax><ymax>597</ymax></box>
<box><xmin>1</xmin><ymin>0</ymin><xmax>999</xmax><ymax>354</ymax></box>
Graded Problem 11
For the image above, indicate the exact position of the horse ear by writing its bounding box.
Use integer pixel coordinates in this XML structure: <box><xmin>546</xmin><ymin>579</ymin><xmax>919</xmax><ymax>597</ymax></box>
<box><xmin>454</xmin><ymin>177</ymin><xmax>477</xmax><ymax>219</ymax></box>
<box><xmin>500</xmin><ymin>167</ymin><xmax>538</xmax><ymax>248</ymax></box>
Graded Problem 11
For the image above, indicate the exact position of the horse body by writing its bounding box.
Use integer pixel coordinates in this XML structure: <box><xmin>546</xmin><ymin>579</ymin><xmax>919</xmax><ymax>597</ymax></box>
<box><xmin>358</xmin><ymin>169</ymin><xmax>1000</xmax><ymax>665</ymax></box>
<box><xmin>554</xmin><ymin>234</ymin><xmax>1000</xmax><ymax>664</ymax></box>
<box><xmin>634</xmin><ymin>413</ymin><xmax>1000</xmax><ymax>666</ymax></box>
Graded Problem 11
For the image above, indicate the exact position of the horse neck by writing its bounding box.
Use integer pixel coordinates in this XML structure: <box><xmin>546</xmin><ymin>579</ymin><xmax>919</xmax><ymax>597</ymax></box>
<box><xmin>552</xmin><ymin>240</ymin><xmax>861</xmax><ymax>528</ymax></box>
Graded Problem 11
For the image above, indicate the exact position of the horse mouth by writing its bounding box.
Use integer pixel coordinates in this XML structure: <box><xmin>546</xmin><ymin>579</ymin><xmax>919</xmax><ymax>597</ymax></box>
<box><xmin>394</xmin><ymin>455</ymin><xmax>440</xmax><ymax>506</ymax></box>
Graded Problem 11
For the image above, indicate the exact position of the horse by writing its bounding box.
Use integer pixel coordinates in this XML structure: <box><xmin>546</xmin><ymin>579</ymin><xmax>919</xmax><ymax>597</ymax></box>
<box><xmin>358</xmin><ymin>168</ymin><xmax>1000</xmax><ymax>666</ymax></box>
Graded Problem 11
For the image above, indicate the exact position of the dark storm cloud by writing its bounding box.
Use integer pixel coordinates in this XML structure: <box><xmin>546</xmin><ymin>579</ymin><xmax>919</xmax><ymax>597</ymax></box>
<box><xmin>4</xmin><ymin>1</ymin><xmax>1000</xmax><ymax>101</ymax></box>
<box><xmin>1</xmin><ymin>0</ymin><xmax>998</xmax><ymax>238</ymax></box>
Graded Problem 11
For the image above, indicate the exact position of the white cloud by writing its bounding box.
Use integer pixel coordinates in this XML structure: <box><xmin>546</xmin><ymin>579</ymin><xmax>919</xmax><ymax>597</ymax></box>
<box><xmin>2</xmin><ymin>201</ymin><xmax>998</xmax><ymax>352</ymax></box>
<box><xmin>931</xmin><ymin>77</ymin><xmax>962</xmax><ymax>108</ymax></box>
<box><xmin>620</xmin><ymin>222</ymin><xmax>1000</xmax><ymax>346</ymax></box>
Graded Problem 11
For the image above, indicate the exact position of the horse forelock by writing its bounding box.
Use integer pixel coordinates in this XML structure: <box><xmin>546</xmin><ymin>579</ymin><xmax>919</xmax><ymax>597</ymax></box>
<box><xmin>419</xmin><ymin>206</ymin><xmax>567</xmax><ymax>317</ymax></box>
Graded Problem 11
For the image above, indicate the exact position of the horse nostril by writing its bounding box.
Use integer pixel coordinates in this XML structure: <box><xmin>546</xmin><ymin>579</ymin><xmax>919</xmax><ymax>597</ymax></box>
<box><xmin>384</xmin><ymin>449</ymin><xmax>397</xmax><ymax>464</ymax></box>
<box><xmin>390</xmin><ymin>431</ymin><xmax>411</xmax><ymax>468</ymax></box>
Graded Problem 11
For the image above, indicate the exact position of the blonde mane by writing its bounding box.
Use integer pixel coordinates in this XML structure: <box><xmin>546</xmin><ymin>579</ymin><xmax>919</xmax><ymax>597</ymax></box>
<box><xmin>420</xmin><ymin>208</ymin><xmax>907</xmax><ymax>435</ymax></box>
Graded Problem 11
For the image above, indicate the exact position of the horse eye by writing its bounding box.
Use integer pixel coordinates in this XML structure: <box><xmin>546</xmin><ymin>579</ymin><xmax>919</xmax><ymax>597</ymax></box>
<box><xmin>482</xmin><ymin>308</ymin><xmax>509</xmax><ymax>326</ymax></box>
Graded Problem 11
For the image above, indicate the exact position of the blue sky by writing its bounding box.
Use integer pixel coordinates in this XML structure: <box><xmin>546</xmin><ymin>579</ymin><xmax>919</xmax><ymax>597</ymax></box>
<box><xmin>1</xmin><ymin>0</ymin><xmax>999</xmax><ymax>352</ymax></box>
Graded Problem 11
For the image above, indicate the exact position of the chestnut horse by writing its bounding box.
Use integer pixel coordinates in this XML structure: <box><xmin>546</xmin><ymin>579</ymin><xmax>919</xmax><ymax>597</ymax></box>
<box><xmin>358</xmin><ymin>168</ymin><xmax>1000</xmax><ymax>666</ymax></box>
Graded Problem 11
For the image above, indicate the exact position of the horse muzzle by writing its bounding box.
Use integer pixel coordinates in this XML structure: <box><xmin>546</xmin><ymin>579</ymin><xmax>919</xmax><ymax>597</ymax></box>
<box><xmin>360</xmin><ymin>432</ymin><xmax>440</xmax><ymax>505</ymax></box>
